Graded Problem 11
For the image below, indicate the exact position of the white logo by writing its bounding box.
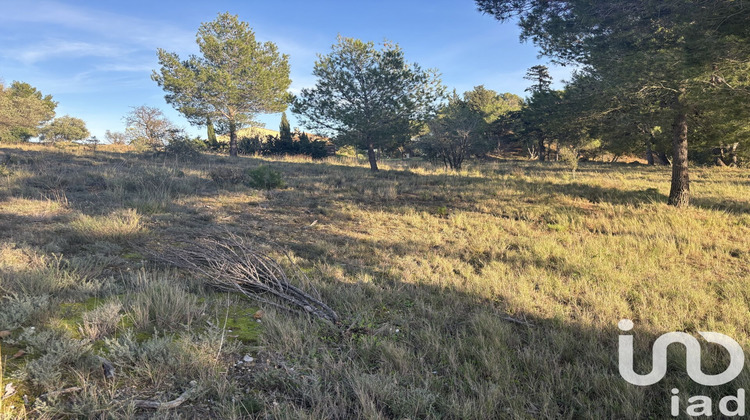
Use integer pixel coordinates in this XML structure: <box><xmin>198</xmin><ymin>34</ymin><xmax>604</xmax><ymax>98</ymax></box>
<box><xmin>617</xmin><ymin>319</ymin><xmax>744</xmax><ymax>386</ymax></box>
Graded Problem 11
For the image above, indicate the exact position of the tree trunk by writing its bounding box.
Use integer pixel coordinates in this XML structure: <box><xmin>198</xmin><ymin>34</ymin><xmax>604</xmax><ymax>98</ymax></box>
<box><xmin>554</xmin><ymin>141</ymin><xmax>559</xmax><ymax>161</ymax></box>
<box><xmin>229</xmin><ymin>121</ymin><xmax>238</xmax><ymax>157</ymax></box>
<box><xmin>646</xmin><ymin>140</ymin><xmax>654</xmax><ymax>165</ymax></box>
<box><xmin>367</xmin><ymin>143</ymin><xmax>379</xmax><ymax>171</ymax></box>
<box><xmin>538</xmin><ymin>138</ymin><xmax>546</xmax><ymax>162</ymax></box>
<box><xmin>656</xmin><ymin>151</ymin><xmax>670</xmax><ymax>165</ymax></box>
<box><xmin>729</xmin><ymin>142</ymin><xmax>739</xmax><ymax>166</ymax></box>
<box><xmin>668</xmin><ymin>91</ymin><xmax>689</xmax><ymax>207</ymax></box>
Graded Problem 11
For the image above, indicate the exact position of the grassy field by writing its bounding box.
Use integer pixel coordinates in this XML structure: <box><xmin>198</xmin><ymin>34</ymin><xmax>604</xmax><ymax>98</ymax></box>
<box><xmin>0</xmin><ymin>143</ymin><xmax>749</xmax><ymax>419</ymax></box>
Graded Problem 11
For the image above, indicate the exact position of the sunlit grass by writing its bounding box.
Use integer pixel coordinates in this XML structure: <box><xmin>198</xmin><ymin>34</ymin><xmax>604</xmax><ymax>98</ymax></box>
<box><xmin>0</xmin><ymin>143</ymin><xmax>748</xmax><ymax>418</ymax></box>
<box><xmin>69</xmin><ymin>208</ymin><xmax>144</xmax><ymax>243</ymax></box>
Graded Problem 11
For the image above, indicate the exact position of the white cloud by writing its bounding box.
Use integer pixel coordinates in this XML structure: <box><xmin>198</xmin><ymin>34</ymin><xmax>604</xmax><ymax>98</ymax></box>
<box><xmin>6</xmin><ymin>39</ymin><xmax>128</xmax><ymax>64</ymax></box>
<box><xmin>0</xmin><ymin>0</ymin><xmax>196</xmax><ymax>53</ymax></box>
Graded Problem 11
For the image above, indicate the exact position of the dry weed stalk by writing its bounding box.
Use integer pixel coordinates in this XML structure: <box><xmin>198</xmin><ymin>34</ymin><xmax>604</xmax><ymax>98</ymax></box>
<box><xmin>157</xmin><ymin>234</ymin><xmax>339</xmax><ymax>324</ymax></box>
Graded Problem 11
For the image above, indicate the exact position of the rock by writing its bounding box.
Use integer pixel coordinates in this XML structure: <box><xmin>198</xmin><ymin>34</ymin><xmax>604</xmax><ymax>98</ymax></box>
<box><xmin>243</xmin><ymin>355</ymin><xmax>254</xmax><ymax>363</ymax></box>
<box><xmin>3</xmin><ymin>383</ymin><xmax>16</xmax><ymax>399</ymax></box>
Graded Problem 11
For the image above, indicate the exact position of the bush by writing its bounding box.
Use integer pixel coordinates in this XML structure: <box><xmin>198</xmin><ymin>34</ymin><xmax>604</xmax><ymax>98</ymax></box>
<box><xmin>244</xmin><ymin>165</ymin><xmax>285</xmax><ymax>190</ymax></box>
<box><xmin>164</xmin><ymin>135</ymin><xmax>206</xmax><ymax>159</ymax></box>
<box><xmin>238</xmin><ymin>133</ymin><xmax>329</xmax><ymax>159</ymax></box>
<box><xmin>209</xmin><ymin>167</ymin><xmax>245</xmax><ymax>185</ymax></box>
<box><xmin>0</xmin><ymin>294</ymin><xmax>50</xmax><ymax>330</ymax></box>
<box><xmin>80</xmin><ymin>301</ymin><xmax>123</xmax><ymax>340</ymax></box>
<box><xmin>558</xmin><ymin>147</ymin><xmax>579</xmax><ymax>174</ymax></box>
<box><xmin>238</xmin><ymin>135</ymin><xmax>263</xmax><ymax>155</ymax></box>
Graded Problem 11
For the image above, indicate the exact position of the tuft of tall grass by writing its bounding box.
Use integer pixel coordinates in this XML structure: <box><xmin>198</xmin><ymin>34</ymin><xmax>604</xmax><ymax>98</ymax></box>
<box><xmin>124</xmin><ymin>269</ymin><xmax>205</xmax><ymax>332</ymax></box>
<box><xmin>70</xmin><ymin>208</ymin><xmax>144</xmax><ymax>243</ymax></box>
<box><xmin>79</xmin><ymin>301</ymin><xmax>122</xmax><ymax>340</ymax></box>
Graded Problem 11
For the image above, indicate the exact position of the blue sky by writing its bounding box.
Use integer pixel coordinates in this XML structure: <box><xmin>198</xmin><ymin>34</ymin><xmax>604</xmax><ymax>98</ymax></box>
<box><xmin>0</xmin><ymin>0</ymin><xmax>572</xmax><ymax>140</ymax></box>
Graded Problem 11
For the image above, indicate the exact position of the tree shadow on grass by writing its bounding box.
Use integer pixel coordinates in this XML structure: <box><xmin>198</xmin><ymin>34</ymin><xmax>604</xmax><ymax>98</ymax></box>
<box><xmin>497</xmin><ymin>178</ymin><xmax>668</xmax><ymax>206</ymax></box>
<box><xmin>691</xmin><ymin>197</ymin><xmax>750</xmax><ymax>215</ymax></box>
<box><xmin>187</xmin><ymin>223</ymin><xmax>747</xmax><ymax>419</ymax></box>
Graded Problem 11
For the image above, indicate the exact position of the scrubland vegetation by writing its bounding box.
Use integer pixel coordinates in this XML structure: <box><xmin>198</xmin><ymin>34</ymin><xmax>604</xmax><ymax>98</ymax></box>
<box><xmin>1</xmin><ymin>1</ymin><xmax>749</xmax><ymax>418</ymax></box>
<box><xmin>0</xmin><ymin>143</ymin><xmax>748</xmax><ymax>418</ymax></box>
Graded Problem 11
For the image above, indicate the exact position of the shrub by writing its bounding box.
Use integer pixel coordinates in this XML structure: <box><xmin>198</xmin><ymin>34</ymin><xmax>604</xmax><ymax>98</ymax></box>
<box><xmin>79</xmin><ymin>301</ymin><xmax>123</xmax><ymax>340</ymax></box>
<box><xmin>238</xmin><ymin>135</ymin><xmax>263</xmax><ymax>155</ymax></box>
<box><xmin>209</xmin><ymin>167</ymin><xmax>245</xmax><ymax>186</ymax></box>
<box><xmin>0</xmin><ymin>294</ymin><xmax>50</xmax><ymax>330</ymax></box>
<box><xmin>164</xmin><ymin>135</ymin><xmax>206</xmax><ymax>159</ymax></box>
<box><xmin>244</xmin><ymin>165</ymin><xmax>285</xmax><ymax>190</ymax></box>
<box><xmin>558</xmin><ymin>147</ymin><xmax>579</xmax><ymax>174</ymax></box>
<box><xmin>14</xmin><ymin>327</ymin><xmax>93</xmax><ymax>392</ymax></box>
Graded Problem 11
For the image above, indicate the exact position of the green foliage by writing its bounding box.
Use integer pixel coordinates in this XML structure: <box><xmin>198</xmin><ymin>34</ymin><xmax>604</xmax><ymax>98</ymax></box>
<box><xmin>477</xmin><ymin>0</ymin><xmax>750</xmax><ymax>205</ymax></box>
<box><xmin>279</xmin><ymin>112</ymin><xmax>292</xmax><ymax>142</ymax></box>
<box><xmin>558</xmin><ymin>146</ymin><xmax>579</xmax><ymax>174</ymax></box>
<box><xmin>206</xmin><ymin>117</ymin><xmax>219</xmax><ymax>150</ymax></box>
<box><xmin>0</xmin><ymin>81</ymin><xmax>57</xmax><ymax>142</ymax></box>
<box><xmin>464</xmin><ymin>85</ymin><xmax>523</xmax><ymax>123</ymax></box>
<box><xmin>292</xmin><ymin>36</ymin><xmax>445</xmax><ymax>170</ymax></box>
<box><xmin>523</xmin><ymin>65</ymin><xmax>552</xmax><ymax>94</ymax></box>
<box><xmin>153</xmin><ymin>12</ymin><xmax>292</xmax><ymax>157</ymax></box>
<box><xmin>420</xmin><ymin>86</ymin><xmax>522</xmax><ymax>168</ymax></box>
<box><xmin>238</xmin><ymin>132</ymin><xmax>329</xmax><ymax>158</ymax></box>
<box><xmin>163</xmin><ymin>132</ymin><xmax>206</xmax><ymax>159</ymax></box>
<box><xmin>244</xmin><ymin>165</ymin><xmax>285</xmax><ymax>190</ymax></box>
<box><xmin>419</xmin><ymin>92</ymin><xmax>486</xmax><ymax>170</ymax></box>
<box><xmin>40</xmin><ymin>115</ymin><xmax>90</xmax><ymax>143</ymax></box>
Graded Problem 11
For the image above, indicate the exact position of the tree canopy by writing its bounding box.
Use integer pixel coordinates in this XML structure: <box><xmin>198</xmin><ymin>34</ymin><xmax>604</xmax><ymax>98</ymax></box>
<box><xmin>476</xmin><ymin>0</ymin><xmax>750</xmax><ymax>206</ymax></box>
<box><xmin>40</xmin><ymin>115</ymin><xmax>90</xmax><ymax>143</ymax></box>
<box><xmin>152</xmin><ymin>12</ymin><xmax>292</xmax><ymax>157</ymax></box>
<box><xmin>419</xmin><ymin>86</ymin><xmax>522</xmax><ymax>169</ymax></box>
<box><xmin>292</xmin><ymin>36</ymin><xmax>444</xmax><ymax>171</ymax></box>
<box><xmin>0</xmin><ymin>81</ymin><xmax>56</xmax><ymax>142</ymax></box>
<box><xmin>123</xmin><ymin>105</ymin><xmax>176</xmax><ymax>150</ymax></box>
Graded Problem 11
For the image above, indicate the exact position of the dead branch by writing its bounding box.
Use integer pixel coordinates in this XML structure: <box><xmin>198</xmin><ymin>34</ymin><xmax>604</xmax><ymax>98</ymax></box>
<box><xmin>39</xmin><ymin>387</ymin><xmax>82</xmax><ymax>401</ymax></box>
<box><xmin>133</xmin><ymin>381</ymin><xmax>198</xmax><ymax>410</ymax></box>
<box><xmin>500</xmin><ymin>315</ymin><xmax>534</xmax><ymax>327</ymax></box>
<box><xmin>152</xmin><ymin>233</ymin><xmax>339</xmax><ymax>324</ymax></box>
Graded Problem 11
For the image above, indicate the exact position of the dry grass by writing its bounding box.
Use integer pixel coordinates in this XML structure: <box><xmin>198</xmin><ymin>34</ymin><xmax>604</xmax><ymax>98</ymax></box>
<box><xmin>0</xmin><ymin>143</ymin><xmax>749</xmax><ymax>418</ymax></box>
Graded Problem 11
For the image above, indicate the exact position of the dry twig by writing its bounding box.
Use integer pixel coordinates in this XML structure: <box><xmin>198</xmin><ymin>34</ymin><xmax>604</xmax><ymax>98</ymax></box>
<box><xmin>133</xmin><ymin>381</ymin><xmax>199</xmax><ymax>410</ymax></box>
<box><xmin>154</xmin><ymin>233</ymin><xmax>339</xmax><ymax>324</ymax></box>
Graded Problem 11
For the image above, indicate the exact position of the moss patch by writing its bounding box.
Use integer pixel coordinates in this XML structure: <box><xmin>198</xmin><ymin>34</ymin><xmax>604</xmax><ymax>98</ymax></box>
<box><xmin>222</xmin><ymin>305</ymin><xmax>262</xmax><ymax>344</ymax></box>
<box><xmin>54</xmin><ymin>296</ymin><xmax>112</xmax><ymax>339</ymax></box>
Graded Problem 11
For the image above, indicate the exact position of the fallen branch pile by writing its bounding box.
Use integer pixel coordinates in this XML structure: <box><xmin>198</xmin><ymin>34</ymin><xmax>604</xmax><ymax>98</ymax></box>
<box><xmin>157</xmin><ymin>233</ymin><xmax>339</xmax><ymax>324</ymax></box>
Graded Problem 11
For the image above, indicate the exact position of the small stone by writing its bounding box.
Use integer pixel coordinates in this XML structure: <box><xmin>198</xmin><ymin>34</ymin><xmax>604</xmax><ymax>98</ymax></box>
<box><xmin>243</xmin><ymin>355</ymin><xmax>254</xmax><ymax>363</ymax></box>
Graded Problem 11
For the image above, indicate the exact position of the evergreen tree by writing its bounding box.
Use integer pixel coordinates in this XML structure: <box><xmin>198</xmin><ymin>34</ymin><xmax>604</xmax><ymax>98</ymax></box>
<box><xmin>292</xmin><ymin>36</ymin><xmax>444</xmax><ymax>171</ymax></box>
<box><xmin>153</xmin><ymin>12</ymin><xmax>291</xmax><ymax>157</ymax></box>
<box><xmin>477</xmin><ymin>0</ymin><xmax>750</xmax><ymax>206</ymax></box>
